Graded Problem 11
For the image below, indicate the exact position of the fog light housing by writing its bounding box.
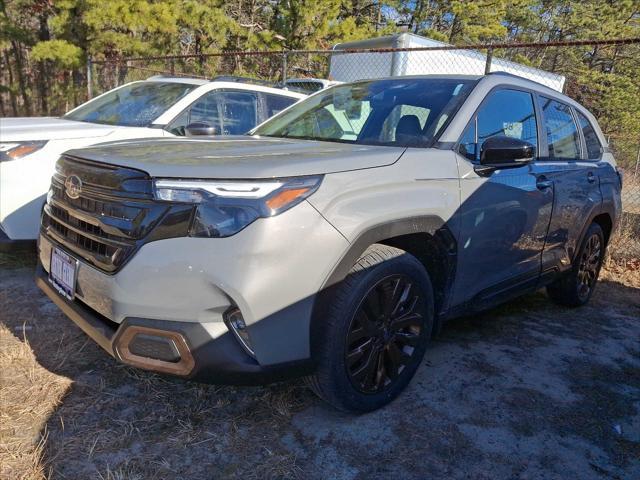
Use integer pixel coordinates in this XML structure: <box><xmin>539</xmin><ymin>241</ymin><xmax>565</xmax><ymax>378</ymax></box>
<box><xmin>224</xmin><ymin>307</ymin><xmax>255</xmax><ymax>358</ymax></box>
<box><xmin>115</xmin><ymin>326</ymin><xmax>195</xmax><ymax>376</ymax></box>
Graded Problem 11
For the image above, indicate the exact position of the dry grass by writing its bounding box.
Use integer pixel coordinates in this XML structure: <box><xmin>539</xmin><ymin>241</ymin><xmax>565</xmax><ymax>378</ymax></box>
<box><xmin>602</xmin><ymin>258</ymin><xmax>640</xmax><ymax>288</ymax></box>
<box><xmin>0</xmin><ymin>324</ymin><xmax>71</xmax><ymax>480</ymax></box>
<box><xmin>620</xmin><ymin>170</ymin><xmax>640</xmax><ymax>215</ymax></box>
<box><xmin>607</xmin><ymin>172</ymin><xmax>640</xmax><ymax>265</ymax></box>
<box><xmin>605</xmin><ymin>173</ymin><xmax>640</xmax><ymax>285</ymax></box>
<box><xmin>0</xmin><ymin>249</ymin><xmax>638</xmax><ymax>479</ymax></box>
<box><xmin>0</xmin><ymin>256</ymin><xmax>313</xmax><ymax>479</ymax></box>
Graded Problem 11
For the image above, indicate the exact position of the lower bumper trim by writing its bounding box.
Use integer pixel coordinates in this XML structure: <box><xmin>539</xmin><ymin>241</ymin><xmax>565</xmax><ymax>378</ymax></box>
<box><xmin>35</xmin><ymin>263</ymin><xmax>314</xmax><ymax>385</ymax></box>
<box><xmin>115</xmin><ymin>325</ymin><xmax>196</xmax><ymax>376</ymax></box>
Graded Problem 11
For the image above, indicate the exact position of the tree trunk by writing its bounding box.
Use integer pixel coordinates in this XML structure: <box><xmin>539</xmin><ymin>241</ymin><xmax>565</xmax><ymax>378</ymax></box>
<box><xmin>11</xmin><ymin>41</ymin><xmax>32</xmax><ymax>116</ymax></box>
<box><xmin>411</xmin><ymin>0</ymin><xmax>423</xmax><ymax>33</ymax></box>
<box><xmin>37</xmin><ymin>12</ymin><xmax>51</xmax><ymax>115</ymax></box>
<box><xmin>3</xmin><ymin>49</ymin><xmax>19</xmax><ymax>116</ymax></box>
<box><xmin>448</xmin><ymin>14</ymin><xmax>461</xmax><ymax>44</ymax></box>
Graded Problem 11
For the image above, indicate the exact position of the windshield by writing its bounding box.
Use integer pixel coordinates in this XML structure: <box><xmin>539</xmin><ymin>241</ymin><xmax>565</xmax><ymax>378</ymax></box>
<box><xmin>64</xmin><ymin>81</ymin><xmax>198</xmax><ymax>127</ymax></box>
<box><xmin>253</xmin><ymin>78</ymin><xmax>476</xmax><ymax>147</ymax></box>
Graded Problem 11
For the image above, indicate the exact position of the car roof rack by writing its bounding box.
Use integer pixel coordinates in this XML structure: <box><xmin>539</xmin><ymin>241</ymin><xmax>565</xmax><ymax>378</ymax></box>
<box><xmin>211</xmin><ymin>75</ymin><xmax>280</xmax><ymax>88</ymax></box>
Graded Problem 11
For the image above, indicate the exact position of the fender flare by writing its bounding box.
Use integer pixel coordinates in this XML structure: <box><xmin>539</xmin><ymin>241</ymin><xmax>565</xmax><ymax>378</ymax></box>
<box><xmin>321</xmin><ymin>216</ymin><xmax>448</xmax><ymax>289</ymax></box>
<box><xmin>309</xmin><ymin>215</ymin><xmax>454</xmax><ymax>358</ymax></box>
<box><xmin>574</xmin><ymin>204</ymin><xmax>616</xmax><ymax>263</ymax></box>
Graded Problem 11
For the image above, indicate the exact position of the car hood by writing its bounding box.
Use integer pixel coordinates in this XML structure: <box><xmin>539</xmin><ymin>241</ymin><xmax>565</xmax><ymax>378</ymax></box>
<box><xmin>65</xmin><ymin>136</ymin><xmax>407</xmax><ymax>178</ymax></box>
<box><xmin>0</xmin><ymin>117</ymin><xmax>122</xmax><ymax>141</ymax></box>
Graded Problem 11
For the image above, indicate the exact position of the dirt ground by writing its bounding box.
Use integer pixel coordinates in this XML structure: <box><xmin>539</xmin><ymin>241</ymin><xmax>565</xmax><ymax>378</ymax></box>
<box><xmin>1</xmin><ymin>251</ymin><xmax>639</xmax><ymax>480</ymax></box>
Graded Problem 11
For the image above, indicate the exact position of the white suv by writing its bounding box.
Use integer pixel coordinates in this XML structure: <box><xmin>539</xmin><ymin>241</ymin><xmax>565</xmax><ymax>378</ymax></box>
<box><xmin>0</xmin><ymin>76</ymin><xmax>305</xmax><ymax>247</ymax></box>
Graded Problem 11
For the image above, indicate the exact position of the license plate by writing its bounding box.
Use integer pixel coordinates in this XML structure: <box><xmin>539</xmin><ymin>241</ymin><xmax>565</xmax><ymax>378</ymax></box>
<box><xmin>49</xmin><ymin>247</ymin><xmax>78</xmax><ymax>300</ymax></box>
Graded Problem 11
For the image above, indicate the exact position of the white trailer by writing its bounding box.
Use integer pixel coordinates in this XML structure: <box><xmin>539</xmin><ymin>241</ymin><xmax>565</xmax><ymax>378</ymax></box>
<box><xmin>330</xmin><ymin>33</ymin><xmax>565</xmax><ymax>92</ymax></box>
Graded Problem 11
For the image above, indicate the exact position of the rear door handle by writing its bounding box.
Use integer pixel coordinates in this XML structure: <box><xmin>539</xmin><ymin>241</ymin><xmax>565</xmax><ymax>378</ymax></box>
<box><xmin>536</xmin><ymin>176</ymin><xmax>553</xmax><ymax>190</ymax></box>
<box><xmin>587</xmin><ymin>172</ymin><xmax>596</xmax><ymax>183</ymax></box>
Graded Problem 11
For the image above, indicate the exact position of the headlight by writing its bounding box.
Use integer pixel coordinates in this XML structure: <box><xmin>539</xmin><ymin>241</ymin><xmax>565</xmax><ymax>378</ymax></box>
<box><xmin>154</xmin><ymin>176</ymin><xmax>323</xmax><ymax>237</ymax></box>
<box><xmin>0</xmin><ymin>141</ymin><xmax>48</xmax><ymax>162</ymax></box>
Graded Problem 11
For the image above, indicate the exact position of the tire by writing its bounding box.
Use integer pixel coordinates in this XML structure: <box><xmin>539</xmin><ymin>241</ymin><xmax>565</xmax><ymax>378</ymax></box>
<box><xmin>309</xmin><ymin>244</ymin><xmax>434</xmax><ymax>412</ymax></box>
<box><xmin>547</xmin><ymin>222</ymin><xmax>605</xmax><ymax>307</ymax></box>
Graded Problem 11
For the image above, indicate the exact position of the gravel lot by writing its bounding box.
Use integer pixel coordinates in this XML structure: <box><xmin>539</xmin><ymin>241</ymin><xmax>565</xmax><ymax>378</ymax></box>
<box><xmin>1</xmin><ymin>251</ymin><xmax>639</xmax><ymax>480</ymax></box>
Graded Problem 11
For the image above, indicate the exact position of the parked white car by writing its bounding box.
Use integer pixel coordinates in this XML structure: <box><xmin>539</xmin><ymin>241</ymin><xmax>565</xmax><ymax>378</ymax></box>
<box><xmin>0</xmin><ymin>76</ymin><xmax>306</xmax><ymax>247</ymax></box>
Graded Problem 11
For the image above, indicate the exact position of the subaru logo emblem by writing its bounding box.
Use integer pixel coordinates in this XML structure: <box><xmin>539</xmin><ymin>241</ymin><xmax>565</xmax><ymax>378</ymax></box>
<box><xmin>65</xmin><ymin>175</ymin><xmax>82</xmax><ymax>199</ymax></box>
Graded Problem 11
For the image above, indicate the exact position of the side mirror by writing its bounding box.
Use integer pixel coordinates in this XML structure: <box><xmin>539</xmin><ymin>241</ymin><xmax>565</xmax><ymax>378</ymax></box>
<box><xmin>480</xmin><ymin>136</ymin><xmax>535</xmax><ymax>168</ymax></box>
<box><xmin>185</xmin><ymin>122</ymin><xmax>218</xmax><ymax>137</ymax></box>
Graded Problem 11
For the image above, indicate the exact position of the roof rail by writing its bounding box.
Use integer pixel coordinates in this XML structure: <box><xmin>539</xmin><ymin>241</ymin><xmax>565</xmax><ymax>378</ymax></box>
<box><xmin>212</xmin><ymin>75</ymin><xmax>279</xmax><ymax>88</ymax></box>
<box><xmin>485</xmin><ymin>70</ymin><xmax>555</xmax><ymax>90</ymax></box>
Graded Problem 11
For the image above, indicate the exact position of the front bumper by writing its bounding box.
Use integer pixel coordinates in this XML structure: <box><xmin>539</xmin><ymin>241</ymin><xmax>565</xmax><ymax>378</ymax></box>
<box><xmin>36</xmin><ymin>199</ymin><xmax>349</xmax><ymax>383</ymax></box>
<box><xmin>36</xmin><ymin>264</ymin><xmax>314</xmax><ymax>384</ymax></box>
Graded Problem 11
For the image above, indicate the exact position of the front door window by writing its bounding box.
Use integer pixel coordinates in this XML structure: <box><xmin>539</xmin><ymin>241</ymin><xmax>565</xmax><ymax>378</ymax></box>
<box><xmin>458</xmin><ymin>89</ymin><xmax>538</xmax><ymax>162</ymax></box>
<box><xmin>168</xmin><ymin>90</ymin><xmax>259</xmax><ymax>136</ymax></box>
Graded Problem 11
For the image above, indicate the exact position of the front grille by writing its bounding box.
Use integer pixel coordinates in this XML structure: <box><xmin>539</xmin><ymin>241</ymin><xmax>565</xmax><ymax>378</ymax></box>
<box><xmin>42</xmin><ymin>155</ymin><xmax>171</xmax><ymax>273</ymax></box>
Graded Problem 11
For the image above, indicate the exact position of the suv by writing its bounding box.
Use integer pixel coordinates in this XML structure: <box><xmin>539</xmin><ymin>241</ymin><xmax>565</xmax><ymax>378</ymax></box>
<box><xmin>36</xmin><ymin>74</ymin><xmax>622</xmax><ymax>412</ymax></box>
<box><xmin>0</xmin><ymin>76</ymin><xmax>305</xmax><ymax>246</ymax></box>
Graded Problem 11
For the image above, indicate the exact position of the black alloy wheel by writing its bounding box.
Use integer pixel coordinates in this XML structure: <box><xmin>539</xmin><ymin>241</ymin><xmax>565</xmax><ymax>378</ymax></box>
<box><xmin>345</xmin><ymin>274</ymin><xmax>427</xmax><ymax>394</ymax></box>
<box><xmin>308</xmin><ymin>244</ymin><xmax>434</xmax><ymax>412</ymax></box>
<box><xmin>576</xmin><ymin>233</ymin><xmax>602</xmax><ymax>301</ymax></box>
<box><xmin>547</xmin><ymin>222</ymin><xmax>605</xmax><ymax>307</ymax></box>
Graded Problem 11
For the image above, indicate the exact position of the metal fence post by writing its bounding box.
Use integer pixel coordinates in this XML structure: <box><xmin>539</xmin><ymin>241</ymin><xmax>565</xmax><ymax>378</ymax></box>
<box><xmin>485</xmin><ymin>47</ymin><xmax>494</xmax><ymax>74</ymax></box>
<box><xmin>86</xmin><ymin>55</ymin><xmax>93</xmax><ymax>99</ymax></box>
<box><xmin>635</xmin><ymin>145</ymin><xmax>640</xmax><ymax>179</ymax></box>
<box><xmin>282</xmin><ymin>51</ymin><xmax>287</xmax><ymax>83</ymax></box>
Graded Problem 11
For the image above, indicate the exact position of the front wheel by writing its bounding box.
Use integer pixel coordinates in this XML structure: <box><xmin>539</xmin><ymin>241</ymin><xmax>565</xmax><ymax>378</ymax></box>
<box><xmin>547</xmin><ymin>222</ymin><xmax>605</xmax><ymax>307</ymax></box>
<box><xmin>309</xmin><ymin>244</ymin><xmax>434</xmax><ymax>412</ymax></box>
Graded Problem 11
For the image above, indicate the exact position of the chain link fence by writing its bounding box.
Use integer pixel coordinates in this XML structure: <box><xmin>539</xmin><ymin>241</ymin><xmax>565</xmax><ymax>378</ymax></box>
<box><xmin>64</xmin><ymin>40</ymin><xmax>640</xmax><ymax>262</ymax></box>
<box><xmin>608</xmin><ymin>135</ymin><xmax>640</xmax><ymax>264</ymax></box>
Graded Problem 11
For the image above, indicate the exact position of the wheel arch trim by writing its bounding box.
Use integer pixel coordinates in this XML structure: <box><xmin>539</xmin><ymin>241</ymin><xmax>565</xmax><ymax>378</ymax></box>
<box><xmin>309</xmin><ymin>215</ymin><xmax>455</xmax><ymax>359</ymax></box>
<box><xmin>321</xmin><ymin>215</ymin><xmax>450</xmax><ymax>290</ymax></box>
<box><xmin>574</xmin><ymin>206</ymin><xmax>615</xmax><ymax>263</ymax></box>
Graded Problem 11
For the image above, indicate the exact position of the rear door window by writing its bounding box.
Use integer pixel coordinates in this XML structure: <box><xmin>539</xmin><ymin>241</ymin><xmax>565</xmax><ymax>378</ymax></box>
<box><xmin>540</xmin><ymin>97</ymin><xmax>581</xmax><ymax>159</ymax></box>
<box><xmin>576</xmin><ymin>111</ymin><xmax>602</xmax><ymax>159</ymax></box>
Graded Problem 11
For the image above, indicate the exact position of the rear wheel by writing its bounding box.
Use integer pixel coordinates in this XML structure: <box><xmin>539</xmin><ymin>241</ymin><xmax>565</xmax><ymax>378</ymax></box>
<box><xmin>547</xmin><ymin>223</ymin><xmax>605</xmax><ymax>307</ymax></box>
<box><xmin>309</xmin><ymin>244</ymin><xmax>434</xmax><ymax>412</ymax></box>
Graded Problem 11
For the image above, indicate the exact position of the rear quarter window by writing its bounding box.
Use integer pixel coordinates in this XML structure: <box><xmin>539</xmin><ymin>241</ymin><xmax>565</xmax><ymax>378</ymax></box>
<box><xmin>576</xmin><ymin>111</ymin><xmax>603</xmax><ymax>159</ymax></box>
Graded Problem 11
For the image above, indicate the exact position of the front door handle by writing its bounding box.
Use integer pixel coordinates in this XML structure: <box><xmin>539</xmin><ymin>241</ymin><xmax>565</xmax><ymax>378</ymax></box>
<box><xmin>587</xmin><ymin>172</ymin><xmax>596</xmax><ymax>184</ymax></box>
<box><xmin>536</xmin><ymin>176</ymin><xmax>553</xmax><ymax>190</ymax></box>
